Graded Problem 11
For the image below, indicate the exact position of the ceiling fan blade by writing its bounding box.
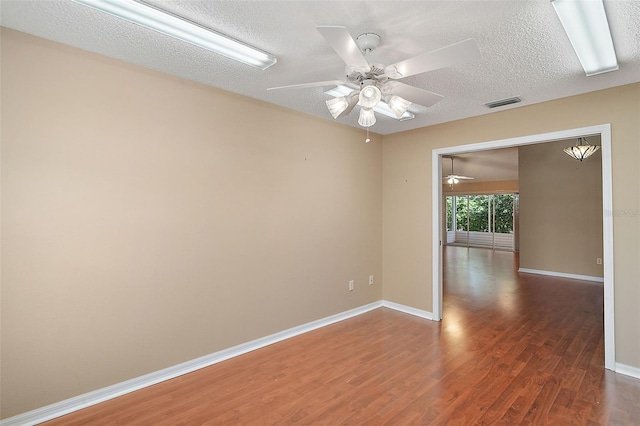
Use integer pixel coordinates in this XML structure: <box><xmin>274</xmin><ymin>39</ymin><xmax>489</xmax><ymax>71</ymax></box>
<box><xmin>267</xmin><ymin>80</ymin><xmax>345</xmax><ymax>91</ymax></box>
<box><xmin>384</xmin><ymin>81</ymin><xmax>444</xmax><ymax>107</ymax></box>
<box><xmin>443</xmin><ymin>175</ymin><xmax>474</xmax><ymax>182</ymax></box>
<box><xmin>316</xmin><ymin>26</ymin><xmax>370</xmax><ymax>70</ymax></box>
<box><xmin>384</xmin><ymin>39</ymin><xmax>481</xmax><ymax>79</ymax></box>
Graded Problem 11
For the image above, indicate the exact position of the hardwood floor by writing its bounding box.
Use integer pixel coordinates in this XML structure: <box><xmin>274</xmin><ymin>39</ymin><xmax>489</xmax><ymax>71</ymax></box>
<box><xmin>46</xmin><ymin>246</ymin><xmax>640</xmax><ymax>425</ymax></box>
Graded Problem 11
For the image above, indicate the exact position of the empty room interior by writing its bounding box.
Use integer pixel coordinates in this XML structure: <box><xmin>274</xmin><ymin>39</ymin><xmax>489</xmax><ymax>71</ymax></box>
<box><xmin>1</xmin><ymin>1</ymin><xmax>640</xmax><ymax>424</ymax></box>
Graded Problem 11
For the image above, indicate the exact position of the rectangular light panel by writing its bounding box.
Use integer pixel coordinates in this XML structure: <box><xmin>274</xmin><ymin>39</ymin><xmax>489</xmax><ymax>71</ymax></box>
<box><xmin>552</xmin><ymin>0</ymin><xmax>618</xmax><ymax>76</ymax></box>
<box><xmin>72</xmin><ymin>0</ymin><xmax>277</xmax><ymax>70</ymax></box>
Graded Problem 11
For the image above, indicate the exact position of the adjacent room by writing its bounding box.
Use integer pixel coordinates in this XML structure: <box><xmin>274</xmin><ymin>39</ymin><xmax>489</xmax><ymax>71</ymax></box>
<box><xmin>2</xmin><ymin>1</ymin><xmax>639</xmax><ymax>424</ymax></box>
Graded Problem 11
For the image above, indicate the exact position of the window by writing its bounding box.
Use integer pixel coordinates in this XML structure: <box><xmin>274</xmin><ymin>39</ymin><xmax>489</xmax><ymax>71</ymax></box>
<box><xmin>455</xmin><ymin>196</ymin><xmax>468</xmax><ymax>231</ymax></box>
<box><xmin>494</xmin><ymin>194</ymin><xmax>515</xmax><ymax>234</ymax></box>
<box><xmin>468</xmin><ymin>195</ymin><xmax>490</xmax><ymax>232</ymax></box>
<box><xmin>445</xmin><ymin>193</ymin><xmax>518</xmax><ymax>250</ymax></box>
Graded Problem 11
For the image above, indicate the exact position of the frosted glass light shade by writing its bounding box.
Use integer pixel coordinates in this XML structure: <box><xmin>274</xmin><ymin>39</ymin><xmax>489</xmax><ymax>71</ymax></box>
<box><xmin>447</xmin><ymin>177</ymin><xmax>459</xmax><ymax>185</ymax></box>
<box><xmin>359</xmin><ymin>85</ymin><xmax>382</xmax><ymax>108</ymax></box>
<box><xmin>326</xmin><ymin>97</ymin><xmax>349</xmax><ymax>119</ymax></box>
<box><xmin>325</xmin><ymin>85</ymin><xmax>415</xmax><ymax>121</ymax></box>
<box><xmin>358</xmin><ymin>108</ymin><xmax>376</xmax><ymax>127</ymax></box>
<box><xmin>387</xmin><ymin>95</ymin><xmax>412</xmax><ymax>119</ymax></box>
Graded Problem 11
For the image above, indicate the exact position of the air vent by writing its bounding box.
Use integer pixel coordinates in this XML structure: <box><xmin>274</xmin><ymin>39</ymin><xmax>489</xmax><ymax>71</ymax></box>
<box><xmin>485</xmin><ymin>97</ymin><xmax>521</xmax><ymax>109</ymax></box>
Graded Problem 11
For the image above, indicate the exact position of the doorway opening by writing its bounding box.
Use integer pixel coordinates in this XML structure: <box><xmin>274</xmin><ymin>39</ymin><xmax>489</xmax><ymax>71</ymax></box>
<box><xmin>431</xmin><ymin>124</ymin><xmax>614</xmax><ymax>370</ymax></box>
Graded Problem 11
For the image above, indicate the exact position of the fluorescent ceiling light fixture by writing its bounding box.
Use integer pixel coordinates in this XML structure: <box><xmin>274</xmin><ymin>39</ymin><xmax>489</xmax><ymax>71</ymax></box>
<box><xmin>72</xmin><ymin>0</ymin><xmax>277</xmax><ymax>69</ymax></box>
<box><xmin>325</xmin><ymin>85</ymin><xmax>360</xmax><ymax>98</ymax></box>
<box><xmin>551</xmin><ymin>0</ymin><xmax>618</xmax><ymax>76</ymax></box>
<box><xmin>325</xmin><ymin>86</ymin><xmax>415</xmax><ymax>121</ymax></box>
<box><xmin>374</xmin><ymin>101</ymin><xmax>415</xmax><ymax>122</ymax></box>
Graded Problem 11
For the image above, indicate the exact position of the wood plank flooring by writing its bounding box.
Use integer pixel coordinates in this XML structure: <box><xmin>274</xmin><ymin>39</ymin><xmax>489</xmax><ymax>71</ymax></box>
<box><xmin>45</xmin><ymin>246</ymin><xmax>640</xmax><ymax>425</ymax></box>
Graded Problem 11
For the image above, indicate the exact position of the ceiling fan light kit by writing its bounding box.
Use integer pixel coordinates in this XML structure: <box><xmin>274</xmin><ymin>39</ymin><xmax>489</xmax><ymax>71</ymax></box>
<box><xmin>358</xmin><ymin>84</ymin><xmax>382</xmax><ymax>108</ymax></box>
<box><xmin>388</xmin><ymin>95</ymin><xmax>412</xmax><ymax>119</ymax></box>
<box><xmin>358</xmin><ymin>108</ymin><xmax>376</xmax><ymax>128</ymax></box>
<box><xmin>268</xmin><ymin>26</ymin><xmax>481</xmax><ymax>129</ymax></box>
<box><xmin>552</xmin><ymin>0</ymin><xmax>618</xmax><ymax>76</ymax></box>
<box><xmin>325</xmin><ymin>85</ymin><xmax>415</xmax><ymax>121</ymax></box>
<box><xmin>444</xmin><ymin>157</ymin><xmax>474</xmax><ymax>186</ymax></box>
<box><xmin>326</xmin><ymin>96</ymin><xmax>350</xmax><ymax>119</ymax></box>
<box><xmin>71</xmin><ymin>0</ymin><xmax>277</xmax><ymax>69</ymax></box>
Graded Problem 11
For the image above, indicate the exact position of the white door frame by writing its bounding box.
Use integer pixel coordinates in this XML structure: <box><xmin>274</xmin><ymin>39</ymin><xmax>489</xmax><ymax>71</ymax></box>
<box><xmin>431</xmin><ymin>124</ymin><xmax>615</xmax><ymax>370</ymax></box>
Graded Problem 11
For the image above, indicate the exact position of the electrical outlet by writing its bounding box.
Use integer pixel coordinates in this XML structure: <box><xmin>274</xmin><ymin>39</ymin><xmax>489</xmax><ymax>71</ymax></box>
<box><xmin>348</xmin><ymin>280</ymin><xmax>354</xmax><ymax>291</ymax></box>
<box><xmin>369</xmin><ymin>275</ymin><xmax>374</xmax><ymax>285</ymax></box>
<box><xmin>597</xmin><ymin>258</ymin><xmax>603</xmax><ymax>265</ymax></box>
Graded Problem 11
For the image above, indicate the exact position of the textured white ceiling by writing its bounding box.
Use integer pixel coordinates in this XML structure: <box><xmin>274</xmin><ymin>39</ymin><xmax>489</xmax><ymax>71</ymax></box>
<box><xmin>2</xmin><ymin>1</ymin><xmax>639</xmax><ymax>135</ymax></box>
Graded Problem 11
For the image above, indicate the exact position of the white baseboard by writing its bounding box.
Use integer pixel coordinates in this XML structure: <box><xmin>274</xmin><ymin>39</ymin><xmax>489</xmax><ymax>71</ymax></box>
<box><xmin>16</xmin><ymin>296</ymin><xmax>616</xmax><ymax>424</ymax></box>
<box><xmin>382</xmin><ymin>300</ymin><xmax>436</xmax><ymax>320</ymax></box>
<box><xmin>518</xmin><ymin>268</ymin><xmax>604</xmax><ymax>283</ymax></box>
<box><xmin>0</xmin><ymin>301</ymin><xmax>384</xmax><ymax>426</ymax></box>
<box><xmin>615</xmin><ymin>363</ymin><xmax>640</xmax><ymax>380</ymax></box>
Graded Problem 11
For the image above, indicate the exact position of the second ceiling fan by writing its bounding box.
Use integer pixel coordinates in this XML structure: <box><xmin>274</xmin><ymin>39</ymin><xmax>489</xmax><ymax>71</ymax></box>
<box><xmin>268</xmin><ymin>26</ymin><xmax>481</xmax><ymax>128</ymax></box>
<box><xmin>444</xmin><ymin>157</ymin><xmax>474</xmax><ymax>185</ymax></box>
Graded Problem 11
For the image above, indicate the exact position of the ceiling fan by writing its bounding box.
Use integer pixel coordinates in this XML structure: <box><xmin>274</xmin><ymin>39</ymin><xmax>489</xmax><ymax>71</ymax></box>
<box><xmin>267</xmin><ymin>26</ymin><xmax>481</xmax><ymax>128</ymax></box>
<box><xmin>444</xmin><ymin>157</ymin><xmax>474</xmax><ymax>185</ymax></box>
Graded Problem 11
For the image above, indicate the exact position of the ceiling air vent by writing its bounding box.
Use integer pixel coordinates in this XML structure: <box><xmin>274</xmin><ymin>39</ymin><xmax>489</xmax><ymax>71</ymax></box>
<box><xmin>485</xmin><ymin>97</ymin><xmax>521</xmax><ymax>109</ymax></box>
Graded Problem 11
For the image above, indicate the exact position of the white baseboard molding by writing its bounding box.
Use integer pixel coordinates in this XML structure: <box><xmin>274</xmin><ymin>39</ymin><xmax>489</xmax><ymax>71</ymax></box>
<box><xmin>518</xmin><ymin>268</ymin><xmax>604</xmax><ymax>283</ymax></box>
<box><xmin>0</xmin><ymin>301</ymin><xmax>384</xmax><ymax>426</ymax></box>
<box><xmin>615</xmin><ymin>362</ymin><xmax>640</xmax><ymax>380</ymax></box>
<box><xmin>382</xmin><ymin>300</ymin><xmax>436</xmax><ymax>320</ymax></box>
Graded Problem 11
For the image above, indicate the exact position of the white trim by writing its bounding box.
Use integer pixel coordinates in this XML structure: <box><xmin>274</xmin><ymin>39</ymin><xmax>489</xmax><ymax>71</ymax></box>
<box><xmin>518</xmin><ymin>268</ymin><xmax>604</xmax><ymax>283</ymax></box>
<box><xmin>0</xmin><ymin>301</ymin><xmax>383</xmax><ymax>426</ymax></box>
<box><xmin>432</xmin><ymin>124</ymin><xmax>615</xmax><ymax>371</ymax></box>
<box><xmin>615</xmin><ymin>363</ymin><xmax>640</xmax><ymax>380</ymax></box>
<box><xmin>3</xmin><ymin>293</ymin><xmax>627</xmax><ymax>426</ymax></box>
<box><xmin>600</xmin><ymin>124</ymin><xmax>616</xmax><ymax>371</ymax></box>
<box><xmin>382</xmin><ymin>300</ymin><xmax>436</xmax><ymax>320</ymax></box>
<box><xmin>432</xmin><ymin>152</ymin><xmax>443</xmax><ymax>320</ymax></box>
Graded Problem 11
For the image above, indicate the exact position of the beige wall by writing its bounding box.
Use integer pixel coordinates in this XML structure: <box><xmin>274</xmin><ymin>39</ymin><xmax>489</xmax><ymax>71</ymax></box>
<box><xmin>443</xmin><ymin>179</ymin><xmax>519</xmax><ymax>195</ymax></box>
<box><xmin>0</xmin><ymin>29</ymin><xmax>383</xmax><ymax>418</ymax></box>
<box><xmin>383</xmin><ymin>83</ymin><xmax>640</xmax><ymax>368</ymax></box>
<box><xmin>519</xmin><ymin>139</ymin><xmax>603</xmax><ymax>277</ymax></box>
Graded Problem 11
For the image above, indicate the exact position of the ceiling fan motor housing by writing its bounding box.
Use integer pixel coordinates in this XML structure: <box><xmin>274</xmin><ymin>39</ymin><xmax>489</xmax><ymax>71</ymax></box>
<box><xmin>360</xmin><ymin>78</ymin><xmax>376</xmax><ymax>88</ymax></box>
